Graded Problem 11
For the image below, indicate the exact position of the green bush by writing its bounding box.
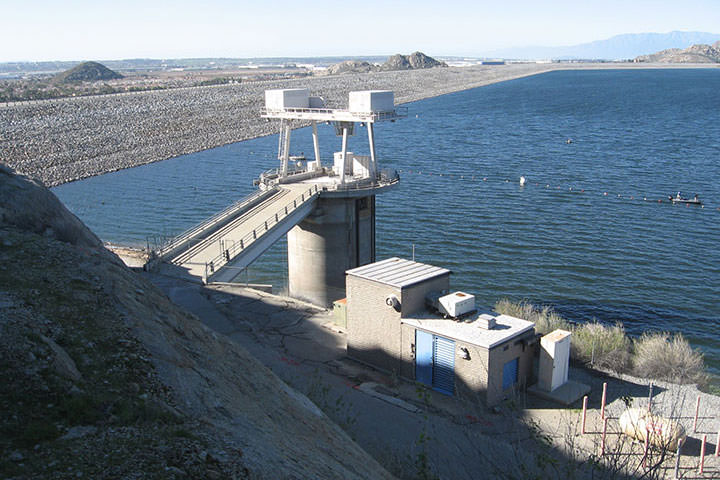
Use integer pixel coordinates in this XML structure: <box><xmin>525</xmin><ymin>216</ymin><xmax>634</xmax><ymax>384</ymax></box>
<box><xmin>633</xmin><ymin>332</ymin><xmax>707</xmax><ymax>385</ymax></box>
<box><xmin>571</xmin><ymin>321</ymin><xmax>631</xmax><ymax>373</ymax></box>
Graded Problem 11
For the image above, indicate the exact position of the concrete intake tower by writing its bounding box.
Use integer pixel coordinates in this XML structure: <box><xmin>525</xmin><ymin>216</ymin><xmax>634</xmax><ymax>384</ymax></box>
<box><xmin>152</xmin><ymin>88</ymin><xmax>405</xmax><ymax>308</ymax></box>
<box><xmin>262</xmin><ymin>88</ymin><xmax>405</xmax><ymax>306</ymax></box>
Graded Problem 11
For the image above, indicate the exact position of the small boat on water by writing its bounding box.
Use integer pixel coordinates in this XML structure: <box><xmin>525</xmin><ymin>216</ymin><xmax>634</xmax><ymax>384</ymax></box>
<box><xmin>668</xmin><ymin>192</ymin><xmax>702</xmax><ymax>205</ymax></box>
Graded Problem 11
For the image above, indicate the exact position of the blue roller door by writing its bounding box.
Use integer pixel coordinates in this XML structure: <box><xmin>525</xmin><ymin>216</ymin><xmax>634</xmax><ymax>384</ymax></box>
<box><xmin>415</xmin><ymin>330</ymin><xmax>455</xmax><ymax>395</ymax></box>
<box><xmin>432</xmin><ymin>336</ymin><xmax>455</xmax><ymax>395</ymax></box>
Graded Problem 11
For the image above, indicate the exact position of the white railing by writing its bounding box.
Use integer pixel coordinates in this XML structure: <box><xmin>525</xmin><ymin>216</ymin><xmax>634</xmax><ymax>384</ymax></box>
<box><xmin>205</xmin><ymin>185</ymin><xmax>320</xmax><ymax>273</ymax></box>
<box><xmin>262</xmin><ymin>106</ymin><xmax>408</xmax><ymax>122</ymax></box>
<box><xmin>152</xmin><ymin>187</ymin><xmax>277</xmax><ymax>259</ymax></box>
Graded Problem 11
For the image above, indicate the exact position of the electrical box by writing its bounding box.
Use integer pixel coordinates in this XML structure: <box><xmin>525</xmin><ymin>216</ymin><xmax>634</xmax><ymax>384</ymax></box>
<box><xmin>333</xmin><ymin>298</ymin><xmax>347</xmax><ymax>329</ymax></box>
<box><xmin>438</xmin><ymin>291</ymin><xmax>475</xmax><ymax>318</ymax></box>
<box><xmin>348</xmin><ymin>90</ymin><xmax>394</xmax><ymax>113</ymax></box>
<box><xmin>265</xmin><ymin>88</ymin><xmax>310</xmax><ymax>110</ymax></box>
<box><xmin>333</xmin><ymin>151</ymin><xmax>353</xmax><ymax>175</ymax></box>
<box><xmin>538</xmin><ymin>329</ymin><xmax>571</xmax><ymax>392</ymax></box>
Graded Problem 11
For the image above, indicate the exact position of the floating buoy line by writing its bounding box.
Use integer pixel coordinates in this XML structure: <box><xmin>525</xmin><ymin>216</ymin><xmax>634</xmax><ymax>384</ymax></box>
<box><xmin>395</xmin><ymin>169</ymin><xmax>719</xmax><ymax>213</ymax></box>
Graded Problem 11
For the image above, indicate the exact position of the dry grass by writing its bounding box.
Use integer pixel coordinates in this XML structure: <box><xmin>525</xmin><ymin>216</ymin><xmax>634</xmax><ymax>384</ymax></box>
<box><xmin>571</xmin><ymin>322</ymin><xmax>631</xmax><ymax>373</ymax></box>
<box><xmin>495</xmin><ymin>300</ymin><xmax>709</xmax><ymax>382</ymax></box>
<box><xmin>632</xmin><ymin>332</ymin><xmax>707</xmax><ymax>385</ymax></box>
<box><xmin>494</xmin><ymin>299</ymin><xmax>570</xmax><ymax>336</ymax></box>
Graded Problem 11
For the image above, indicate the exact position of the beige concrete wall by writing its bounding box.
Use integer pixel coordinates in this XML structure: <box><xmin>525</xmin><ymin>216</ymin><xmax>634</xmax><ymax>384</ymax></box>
<box><xmin>485</xmin><ymin>332</ymin><xmax>535</xmax><ymax>406</ymax></box>
<box><xmin>400</xmin><ymin>275</ymin><xmax>449</xmax><ymax>317</ymax></box>
<box><xmin>454</xmin><ymin>342</ymin><xmax>491</xmax><ymax>404</ymax></box>
<box><xmin>400</xmin><ymin>324</ymin><xmax>535</xmax><ymax>406</ymax></box>
<box><xmin>346</xmin><ymin>276</ymin><xmax>403</xmax><ymax>374</ymax></box>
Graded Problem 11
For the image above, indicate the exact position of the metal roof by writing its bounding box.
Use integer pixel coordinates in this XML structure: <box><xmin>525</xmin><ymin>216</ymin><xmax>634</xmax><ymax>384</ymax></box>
<box><xmin>346</xmin><ymin>257</ymin><xmax>450</xmax><ymax>288</ymax></box>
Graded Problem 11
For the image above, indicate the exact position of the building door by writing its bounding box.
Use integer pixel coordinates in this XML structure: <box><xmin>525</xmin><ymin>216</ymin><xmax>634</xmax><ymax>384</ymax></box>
<box><xmin>415</xmin><ymin>330</ymin><xmax>433</xmax><ymax>387</ymax></box>
<box><xmin>415</xmin><ymin>330</ymin><xmax>455</xmax><ymax>395</ymax></box>
<box><xmin>502</xmin><ymin>357</ymin><xmax>519</xmax><ymax>390</ymax></box>
<box><xmin>432</xmin><ymin>336</ymin><xmax>455</xmax><ymax>395</ymax></box>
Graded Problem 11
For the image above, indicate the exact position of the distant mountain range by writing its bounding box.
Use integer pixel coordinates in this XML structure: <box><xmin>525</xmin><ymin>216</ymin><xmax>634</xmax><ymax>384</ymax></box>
<box><xmin>635</xmin><ymin>41</ymin><xmax>720</xmax><ymax>63</ymax></box>
<box><xmin>484</xmin><ymin>31</ymin><xmax>720</xmax><ymax>60</ymax></box>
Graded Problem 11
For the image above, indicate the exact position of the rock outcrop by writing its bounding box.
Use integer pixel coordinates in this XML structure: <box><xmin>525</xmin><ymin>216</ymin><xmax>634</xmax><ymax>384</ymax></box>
<box><xmin>327</xmin><ymin>60</ymin><xmax>378</xmax><ymax>75</ymax></box>
<box><xmin>0</xmin><ymin>167</ymin><xmax>393</xmax><ymax>479</ymax></box>
<box><xmin>53</xmin><ymin>61</ymin><xmax>124</xmax><ymax>83</ymax></box>
<box><xmin>326</xmin><ymin>52</ymin><xmax>446</xmax><ymax>74</ymax></box>
<box><xmin>635</xmin><ymin>41</ymin><xmax>720</xmax><ymax>63</ymax></box>
<box><xmin>380</xmin><ymin>51</ymin><xmax>447</xmax><ymax>71</ymax></box>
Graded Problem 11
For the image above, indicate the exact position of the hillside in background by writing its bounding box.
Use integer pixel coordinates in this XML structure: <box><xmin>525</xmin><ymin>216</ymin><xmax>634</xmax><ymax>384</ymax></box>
<box><xmin>485</xmin><ymin>31</ymin><xmax>720</xmax><ymax>60</ymax></box>
<box><xmin>53</xmin><ymin>61</ymin><xmax>123</xmax><ymax>83</ymax></box>
<box><xmin>0</xmin><ymin>165</ymin><xmax>393</xmax><ymax>479</ymax></box>
<box><xmin>326</xmin><ymin>51</ymin><xmax>446</xmax><ymax>74</ymax></box>
<box><xmin>635</xmin><ymin>40</ymin><xmax>720</xmax><ymax>63</ymax></box>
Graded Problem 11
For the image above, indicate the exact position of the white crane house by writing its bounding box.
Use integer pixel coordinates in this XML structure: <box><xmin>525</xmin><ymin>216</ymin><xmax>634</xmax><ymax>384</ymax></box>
<box><xmin>260</xmin><ymin>88</ymin><xmax>406</xmax><ymax>190</ymax></box>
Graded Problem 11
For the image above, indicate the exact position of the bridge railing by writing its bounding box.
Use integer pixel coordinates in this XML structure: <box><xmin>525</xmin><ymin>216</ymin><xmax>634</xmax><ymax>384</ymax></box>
<box><xmin>205</xmin><ymin>184</ymin><xmax>320</xmax><ymax>274</ymax></box>
<box><xmin>152</xmin><ymin>187</ymin><xmax>277</xmax><ymax>260</ymax></box>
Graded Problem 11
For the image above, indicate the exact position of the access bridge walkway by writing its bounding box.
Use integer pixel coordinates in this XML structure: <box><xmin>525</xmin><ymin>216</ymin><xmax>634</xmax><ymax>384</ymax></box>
<box><xmin>151</xmin><ymin>183</ymin><xmax>320</xmax><ymax>284</ymax></box>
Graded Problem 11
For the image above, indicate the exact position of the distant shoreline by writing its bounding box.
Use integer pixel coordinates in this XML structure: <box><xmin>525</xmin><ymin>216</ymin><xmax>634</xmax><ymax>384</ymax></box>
<box><xmin>1</xmin><ymin>63</ymin><xmax>718</xmax><ymax>187</ymax></box>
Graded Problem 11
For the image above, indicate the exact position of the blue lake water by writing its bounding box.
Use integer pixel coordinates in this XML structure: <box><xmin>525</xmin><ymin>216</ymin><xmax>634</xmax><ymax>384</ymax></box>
<box><xmin>53</xmin><ymin>69</ymin><xmax>720</xmax><ymax>379</ymax></box>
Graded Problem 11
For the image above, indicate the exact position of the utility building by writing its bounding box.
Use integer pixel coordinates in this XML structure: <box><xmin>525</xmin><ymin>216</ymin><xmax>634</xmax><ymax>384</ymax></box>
<box><xmin>346</xmin><ymin>257</ymin><xmax>537</xmax><ymax>406</ymax></box>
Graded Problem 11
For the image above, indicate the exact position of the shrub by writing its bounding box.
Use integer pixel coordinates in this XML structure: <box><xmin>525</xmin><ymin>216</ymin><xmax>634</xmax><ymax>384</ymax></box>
<box><xmin>633</xmin><ymin>332</ymin><xmax>707</xmax><ymax>385</ymax></box>
<box><xmin>570</xmin><ymin>321</ymin><xmax>631</xmax><ymax>373</ymax></box>
<box><xmin>494</xmin><ymin>299</ymin><xmax>570</xmax><ymax>335</ymax></box>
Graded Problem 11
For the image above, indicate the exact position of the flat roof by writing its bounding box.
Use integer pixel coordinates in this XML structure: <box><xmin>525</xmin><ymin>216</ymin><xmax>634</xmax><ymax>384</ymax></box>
<box><xmin>346</xmin><ymin>257</ymin><xmax>450</xmax><ymax>288</ymax></box>
<box><xmin>402</xmin><ymin>312</ymin><xmax>535</xmax><ymax>349</ymax></box>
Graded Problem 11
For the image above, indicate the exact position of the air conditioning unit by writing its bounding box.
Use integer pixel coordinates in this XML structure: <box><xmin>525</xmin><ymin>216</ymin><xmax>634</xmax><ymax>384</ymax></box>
<box><xmin>437</xmin><ymin>292</ymin><xmax>476</xmax><ymax>318</ymax></box>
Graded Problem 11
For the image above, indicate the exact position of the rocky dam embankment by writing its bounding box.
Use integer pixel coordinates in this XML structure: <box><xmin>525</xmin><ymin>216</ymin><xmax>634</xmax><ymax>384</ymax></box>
<box><xmin>0</xmin><ymin>64</ymin><xmax>555</xmax><ymax>187</ymax></box>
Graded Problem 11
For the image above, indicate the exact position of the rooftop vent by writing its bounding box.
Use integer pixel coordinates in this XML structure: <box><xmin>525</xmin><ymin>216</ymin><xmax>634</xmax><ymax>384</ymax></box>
<box><xmin>426</xmin><ymin>291</ymin><xmax>476</xmax><ymax>319</ymax></box>
<box><xmin>476</xmin><ymin>314</ymin><xmax>497</xmax><ymax>330</ymax></box>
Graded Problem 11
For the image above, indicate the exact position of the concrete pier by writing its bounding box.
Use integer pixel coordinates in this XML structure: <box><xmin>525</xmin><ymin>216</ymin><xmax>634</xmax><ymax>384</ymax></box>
<box><xmin>288</xmin><ymin>194</ymin><xmax>375</xmax><ymax>306</ymax></box>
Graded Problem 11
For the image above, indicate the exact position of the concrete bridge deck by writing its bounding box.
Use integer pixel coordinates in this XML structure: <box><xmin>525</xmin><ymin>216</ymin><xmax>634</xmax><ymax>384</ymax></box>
<box><xmin>157</xmin><ymin>183</ymin><xmax>320</xmax><ymax>283</ymax></box>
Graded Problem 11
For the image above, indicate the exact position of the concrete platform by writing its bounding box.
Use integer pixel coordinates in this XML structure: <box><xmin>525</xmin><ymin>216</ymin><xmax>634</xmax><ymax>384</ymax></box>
<box><xmin>528</xmin><ymin>380</ymin><xmax>591</xmax><ymax>406</ymax></box>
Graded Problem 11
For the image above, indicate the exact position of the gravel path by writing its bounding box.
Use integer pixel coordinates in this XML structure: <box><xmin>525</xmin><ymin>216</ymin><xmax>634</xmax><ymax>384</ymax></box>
<box><xmin>0</xmin><ymin>64</ymin><xmax>559</xmax><ymax>187</ymax></box>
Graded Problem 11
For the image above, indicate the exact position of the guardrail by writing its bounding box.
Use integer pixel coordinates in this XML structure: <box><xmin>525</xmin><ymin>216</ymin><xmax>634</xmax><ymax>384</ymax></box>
<box><xmin>262</xmin><ymin>106</ymin><xmax>408</xmax><ymax>122</ymax></box>
<box><xmin>205</xmin><ymin>184</ymin><xmax>320</xmax><ymax>274</ymax></box>
<box><xmin>152</xmin><ymin>187</ymin><xmax>277</xmax><ymax>259</ymax></box>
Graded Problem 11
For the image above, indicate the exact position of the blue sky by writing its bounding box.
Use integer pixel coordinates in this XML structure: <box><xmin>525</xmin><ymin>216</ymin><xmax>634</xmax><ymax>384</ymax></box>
<box><xmin>2</xmin><ymin>0</ymin><xmax>719</xmax><ymax>61</ymax></box>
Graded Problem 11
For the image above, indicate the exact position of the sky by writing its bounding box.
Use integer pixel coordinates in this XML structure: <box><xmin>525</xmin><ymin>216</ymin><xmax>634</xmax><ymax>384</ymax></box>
<box><xmin>1</xmin><ymin>0</ymin><xmax>720</xmax><ymax>62</ymax></box>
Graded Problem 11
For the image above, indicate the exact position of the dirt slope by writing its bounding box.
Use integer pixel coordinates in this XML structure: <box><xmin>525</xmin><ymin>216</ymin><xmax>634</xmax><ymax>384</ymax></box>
<box><xmin>0</xmin><ymin>165</ymin><xmax>393</xmax><ymax>479</ymax></box>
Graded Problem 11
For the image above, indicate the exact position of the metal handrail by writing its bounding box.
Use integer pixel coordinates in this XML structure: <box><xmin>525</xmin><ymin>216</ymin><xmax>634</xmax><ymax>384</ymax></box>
<box><xmin>206</xmin><ymin>185</ymin><xmax>320</xmax><ymax>271</ymax></box>
<box><xmin>154</xmin><ymin>187</ymin><xmax>276</xmax><ymax>258</ymax></box>
<box><xmin>262</xmin><ymin>106</ymin><xmax>408</xmax><ymax>121</ymax></box>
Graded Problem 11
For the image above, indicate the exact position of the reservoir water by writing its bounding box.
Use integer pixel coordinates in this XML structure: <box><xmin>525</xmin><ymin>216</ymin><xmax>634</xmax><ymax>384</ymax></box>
<box><xmin>53</xmin><ymin>69</ymin><xmax>720</xmax><ymax>379</ymax></box>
